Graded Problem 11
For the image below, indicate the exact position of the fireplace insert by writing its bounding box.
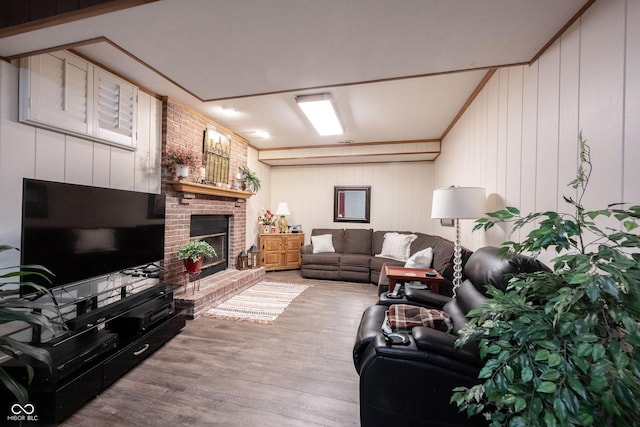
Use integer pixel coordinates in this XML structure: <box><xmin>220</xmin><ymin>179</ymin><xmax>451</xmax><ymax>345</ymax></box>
<box><xmin>190</xmin><ymin>215</ymin><xmax>230</xmax><ymax>278</ymax></box>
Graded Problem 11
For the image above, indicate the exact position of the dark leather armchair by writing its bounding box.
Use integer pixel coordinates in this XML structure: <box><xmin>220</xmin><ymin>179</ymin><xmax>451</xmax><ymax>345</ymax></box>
<box><xmin>353</xmin><ymin>246</ymin><xmax>549</xmax><ymax>427</ymax></box>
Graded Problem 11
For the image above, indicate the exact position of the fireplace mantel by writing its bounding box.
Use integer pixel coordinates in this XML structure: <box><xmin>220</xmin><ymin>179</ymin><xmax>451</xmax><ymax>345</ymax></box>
<box><xmin>169</xmin><ymin>180</ymin><xmax>253</xmax><ymax>199</ymax></box>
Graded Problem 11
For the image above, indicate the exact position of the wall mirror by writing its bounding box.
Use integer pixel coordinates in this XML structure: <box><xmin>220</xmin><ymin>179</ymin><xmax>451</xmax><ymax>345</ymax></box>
<box><xmin>334</xmin><ymin>186</ymin><xmax>371</xmax><ymax>223</ymax></box>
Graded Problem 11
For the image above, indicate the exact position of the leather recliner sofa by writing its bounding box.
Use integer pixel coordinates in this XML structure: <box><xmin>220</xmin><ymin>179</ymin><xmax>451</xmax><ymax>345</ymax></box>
<box><xmin>352</xmin><ymin>246</ymin><xmax>549</xmax><ymax>427</ymax></box>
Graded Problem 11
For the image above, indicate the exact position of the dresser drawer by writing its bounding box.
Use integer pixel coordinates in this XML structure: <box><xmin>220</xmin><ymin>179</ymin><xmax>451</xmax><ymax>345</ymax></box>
<box><xmin>102</xmin><ymin>313</ymin><xmax>185</xmax><ymax>387</ymax></box>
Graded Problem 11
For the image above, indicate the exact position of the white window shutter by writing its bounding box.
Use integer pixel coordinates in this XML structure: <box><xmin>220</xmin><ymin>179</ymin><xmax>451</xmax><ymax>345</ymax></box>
<box><xmin>19</xmin><ymin>51</ymin><xmax>139</xmax><ymax>150</ymax></box>
<box><xmin>95</xmin><ymin>69</ymin><xmax>138</xmax><ymax>148</ymax></box>
<box><xmin>21</xmin><ymin>51</ymin><xmax>91</xmax><ymax>134</ymax></box>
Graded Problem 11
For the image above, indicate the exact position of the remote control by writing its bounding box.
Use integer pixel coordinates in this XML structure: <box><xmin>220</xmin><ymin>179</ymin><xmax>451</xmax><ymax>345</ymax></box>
<box><xmin>390</xmin><ymin>283</ymin><xmax>402</xmax><ymax>296</ymax></box>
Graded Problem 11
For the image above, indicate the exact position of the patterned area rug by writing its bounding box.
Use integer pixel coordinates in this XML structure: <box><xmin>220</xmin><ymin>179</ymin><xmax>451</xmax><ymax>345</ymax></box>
<box><xmin>204</xmin><ymin>281</ymin><xmax>309</xmax><ymax>324</ymax></box>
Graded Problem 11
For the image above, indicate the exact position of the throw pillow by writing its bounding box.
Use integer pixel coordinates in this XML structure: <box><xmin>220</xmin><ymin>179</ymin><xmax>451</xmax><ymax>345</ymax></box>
<box><xmin>312</xmin><ymin>234</ymin><xmax>335</xmax><ymax>254</ymax></box>
<box><xmin>404</xmin><ymin>247</ymin><xmax>433</xmax><ymax>269</ymax></box>
<box><xmin>386</xmin><ymin>304</ymin><xmax>453</xmax><ymax>333</ymax></box>
<box><xmin>376</xmin><ymin>232</ymin><xmax>417</xmax><ymax>261</ymax></box>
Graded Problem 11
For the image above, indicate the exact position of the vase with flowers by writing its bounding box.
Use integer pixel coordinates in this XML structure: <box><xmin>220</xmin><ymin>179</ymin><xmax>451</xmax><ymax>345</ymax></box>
<box><xmin>258</xmin><ymin>209</ymin><xmax>276</xmax><ymax>234</ymax></box>
<box><xmin>164</xmin><ymin>147</ymin><xmax>198</xmax><ymax>180</ymax></box>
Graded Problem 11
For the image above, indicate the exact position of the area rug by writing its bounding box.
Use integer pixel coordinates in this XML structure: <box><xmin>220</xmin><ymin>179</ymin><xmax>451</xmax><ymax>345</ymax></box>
<box><xmin>204</xmin><ymin>281</ymin><xmax>309</xmax><ymax>324</ymax></box>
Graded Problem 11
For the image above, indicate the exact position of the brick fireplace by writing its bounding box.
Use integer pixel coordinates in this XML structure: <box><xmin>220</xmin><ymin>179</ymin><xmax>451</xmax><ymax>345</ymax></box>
<box><xmin>161</xmin><ymin>98</ymin><xmax>249</xmax><ymax>289</ymax></box>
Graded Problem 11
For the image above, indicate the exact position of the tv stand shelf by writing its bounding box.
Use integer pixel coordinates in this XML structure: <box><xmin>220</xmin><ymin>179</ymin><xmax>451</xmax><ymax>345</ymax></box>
<box><xmin>1</xmin><ymin>282</ymin><xmax>185</xmax><ymax>425</ymax></box>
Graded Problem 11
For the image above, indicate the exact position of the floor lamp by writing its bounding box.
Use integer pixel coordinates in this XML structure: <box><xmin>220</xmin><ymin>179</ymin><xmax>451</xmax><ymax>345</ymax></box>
<box><xmin>431</xmin><ymin>186</ymin><xmax>486</xmax><ymax>297</ymax></box>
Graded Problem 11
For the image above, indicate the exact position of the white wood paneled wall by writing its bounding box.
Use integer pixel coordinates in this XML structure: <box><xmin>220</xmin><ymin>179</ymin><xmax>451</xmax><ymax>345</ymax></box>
<box><xmin>0</xmin><ymin>60</ymin><xmax>162</xmax><ymax>265</ymax></box>
<box><xmin>270</xmin><ymin>161</ymin><xmax>434</xmax><ymax>244</ymax></box>
<box><xmin>434</xmin><ymin>0</ymin><xmax>640</xmax><ymax>257</ymax></box>
<box><xmin>245</xmin><ymin>146</ymin><xmax>272</xmax><ymax>248</ymax></box>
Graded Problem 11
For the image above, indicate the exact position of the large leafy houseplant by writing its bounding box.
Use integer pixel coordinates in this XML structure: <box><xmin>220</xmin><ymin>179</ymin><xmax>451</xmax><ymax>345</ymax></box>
<box><xmin>0</xmin><ymin>245</ymin><xmax>65</xmax><ymax>404</ymax></box>
<box><xmin>451</xmin><ymin>135</ymin><xmax>640</xmax><ymax>426</ymax></box>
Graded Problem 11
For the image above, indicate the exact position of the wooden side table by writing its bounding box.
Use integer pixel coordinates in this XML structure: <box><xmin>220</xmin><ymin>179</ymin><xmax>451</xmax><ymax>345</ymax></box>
<box><xmin>384</xmin><ymin>265</ymin><xmax>444</xmax><ymax>294</ymax></box>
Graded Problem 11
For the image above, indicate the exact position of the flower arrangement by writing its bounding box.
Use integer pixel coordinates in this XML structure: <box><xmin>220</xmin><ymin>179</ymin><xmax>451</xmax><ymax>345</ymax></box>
<box><xmin>258</xmin><ymin>209</ymin><xmax>276</xmax><ymax>225</ymax></box>
<box><xmin>164</xmin><ymin>147</ymin><xmax>197</xmax><ymax>169</ymax></box>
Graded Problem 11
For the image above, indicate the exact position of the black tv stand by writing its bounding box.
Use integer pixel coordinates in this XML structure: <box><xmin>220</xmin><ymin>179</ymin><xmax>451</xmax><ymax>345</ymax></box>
<box><xmin>1</xmin><ymin>281</ymin><xmax>185</xmax><ymax>425</ymax></box>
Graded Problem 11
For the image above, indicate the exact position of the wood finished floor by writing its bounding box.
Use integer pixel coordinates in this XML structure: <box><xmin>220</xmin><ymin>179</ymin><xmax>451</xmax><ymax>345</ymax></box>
<box><xmin>61</xmin><ymin>271</ymin><xmax>378</xmax><ymax>427</ymax></box>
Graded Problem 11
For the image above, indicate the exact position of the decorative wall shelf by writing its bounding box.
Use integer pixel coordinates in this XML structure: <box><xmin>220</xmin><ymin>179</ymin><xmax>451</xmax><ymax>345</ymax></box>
<box><xmin>169</xmin><ymin>180</ymin><xmax>253</xmax><ymax>199</ymax></box>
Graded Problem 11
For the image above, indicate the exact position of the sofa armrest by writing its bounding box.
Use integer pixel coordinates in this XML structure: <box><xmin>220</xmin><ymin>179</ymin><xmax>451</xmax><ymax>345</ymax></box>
<box><xmin>353</xmin><ymin>305</ymin><xmax>387</xmax><ymax>373</ymax></box>
<box><xmin>359</xmin><ymin>333</ymin><xmax>485</xmax><ymax>427</ymax></box>
<box><xmin>404</xmin><ymin>287</ymin><xmax>452</xmax><ymax>308</ymax></box>
<box><xmin>300</xmin><ymin>244</ymin><xmax>313</xmax><ymax>254</ymax></box>
<box><xmin>412</xmin><ymin>327</ymin><xmax>481</xmax><ymax>366</ymax></box>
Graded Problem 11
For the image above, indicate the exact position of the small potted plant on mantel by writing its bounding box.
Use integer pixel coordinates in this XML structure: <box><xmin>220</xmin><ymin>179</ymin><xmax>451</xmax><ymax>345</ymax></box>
<box><xmin>177</xmin><ymin>240</ymin><xmax>216</xmax><ymax>273</ymax></box>
<box><xmin>238</xmin><ymin>165</ymin><xmax>261</xmax><ymax>193</ymax></box>
<box><xmin>164</xmin><ymin>147</ymin><xmax>198</xmax><ymax>180</ymax></box>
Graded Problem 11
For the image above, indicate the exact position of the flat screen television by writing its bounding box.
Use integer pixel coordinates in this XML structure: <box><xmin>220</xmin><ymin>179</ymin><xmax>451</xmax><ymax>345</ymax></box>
<box><xmin>20</xmin><ymin>178</ymin><xmax>165</xmax><ymax>293</ymax></box>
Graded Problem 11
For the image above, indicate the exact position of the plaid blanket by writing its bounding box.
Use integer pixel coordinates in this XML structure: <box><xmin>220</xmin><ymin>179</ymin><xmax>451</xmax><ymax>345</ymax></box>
<box><xmin>387</xmin><ymin>304</ymin><xmax>453</xmax><ymax>333</ymax></box>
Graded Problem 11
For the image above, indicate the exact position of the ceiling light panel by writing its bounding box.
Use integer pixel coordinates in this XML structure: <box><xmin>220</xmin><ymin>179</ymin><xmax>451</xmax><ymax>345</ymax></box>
<box><xmin>295</xmin><ymin>93</ymin><xmax>344</xmax><ymax>136</ymax></box>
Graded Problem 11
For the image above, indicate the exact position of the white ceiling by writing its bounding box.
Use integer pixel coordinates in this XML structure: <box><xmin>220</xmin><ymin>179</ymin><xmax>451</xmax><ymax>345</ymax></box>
<box><xmin>0</xmin><ymin>0</ymin><xmax>590</xmax><ymax>161</ymax></box>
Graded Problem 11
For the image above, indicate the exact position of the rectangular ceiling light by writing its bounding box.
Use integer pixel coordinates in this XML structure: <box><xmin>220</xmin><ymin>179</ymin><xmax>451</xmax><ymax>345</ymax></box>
<box><xmin>295</xmin><ymin>93</ymin><xmax>344</xmax><ymax>136</ymax></box>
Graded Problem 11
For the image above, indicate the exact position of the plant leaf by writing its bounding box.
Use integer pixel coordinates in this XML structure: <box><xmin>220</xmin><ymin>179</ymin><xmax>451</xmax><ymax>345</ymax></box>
<box><xmin>536</xmin><ymin>381</ymin><xmax>557</xmax><ymax>393</ymax></box>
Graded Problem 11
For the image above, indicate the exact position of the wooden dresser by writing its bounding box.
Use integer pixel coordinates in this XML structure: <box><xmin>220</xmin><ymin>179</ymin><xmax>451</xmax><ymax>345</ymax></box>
<box><xmin>259</xmin><ymin>233</ymin><xmax>305</xmax><ymax>271</ymax></box>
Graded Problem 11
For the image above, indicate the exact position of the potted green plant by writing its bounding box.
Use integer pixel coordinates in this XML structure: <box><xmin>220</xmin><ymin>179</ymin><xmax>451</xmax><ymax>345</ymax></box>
<box><xmin>451</xmin><ymin>134</ymin><xmax>640</xmax><ymax>426</ymax></box>
<box><xmin>239</xmin><ymin>165</ymin><xmax>261</xmax><ymax>193</ymax></box>
<box><xmin>177</xmin><ymin>240</ymin><xmax>216</xmax><ymax>272</ymax></box>
<box><xmin>0</xmin><ymin>245</ymin><xmax>65</xmax><ymax>405</ymax></box>
<box><xmin>164</xmin><ymin>147</ymin><xmax>198</xmax><ymax>179</ymax></box>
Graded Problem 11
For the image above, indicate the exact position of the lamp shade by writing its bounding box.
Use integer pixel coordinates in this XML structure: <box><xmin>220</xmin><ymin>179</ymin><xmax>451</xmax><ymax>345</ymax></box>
<box><xmin>431</xmin><ymin>187</ymin><xmax>486</xmax><ymax>219</ymax></box>
<box><xmin>275</xmin><ymin>202</ymin><xmax>291</xmax><ymax>216</ymax></box>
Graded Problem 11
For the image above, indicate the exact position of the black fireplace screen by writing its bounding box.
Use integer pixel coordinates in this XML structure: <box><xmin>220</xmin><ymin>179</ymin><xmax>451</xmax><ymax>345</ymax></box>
<box><xmin>190</xmin><ymin>215</ymin><xmax>229</xmax><ymax>278</ymax></box>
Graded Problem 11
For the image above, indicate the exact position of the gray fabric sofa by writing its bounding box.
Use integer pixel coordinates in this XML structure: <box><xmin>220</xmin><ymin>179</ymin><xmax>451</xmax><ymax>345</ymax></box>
<box><xmin>300</xmin><ymin>228</ymin><xmax>472</xmax><ymax>297</ymax></box>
